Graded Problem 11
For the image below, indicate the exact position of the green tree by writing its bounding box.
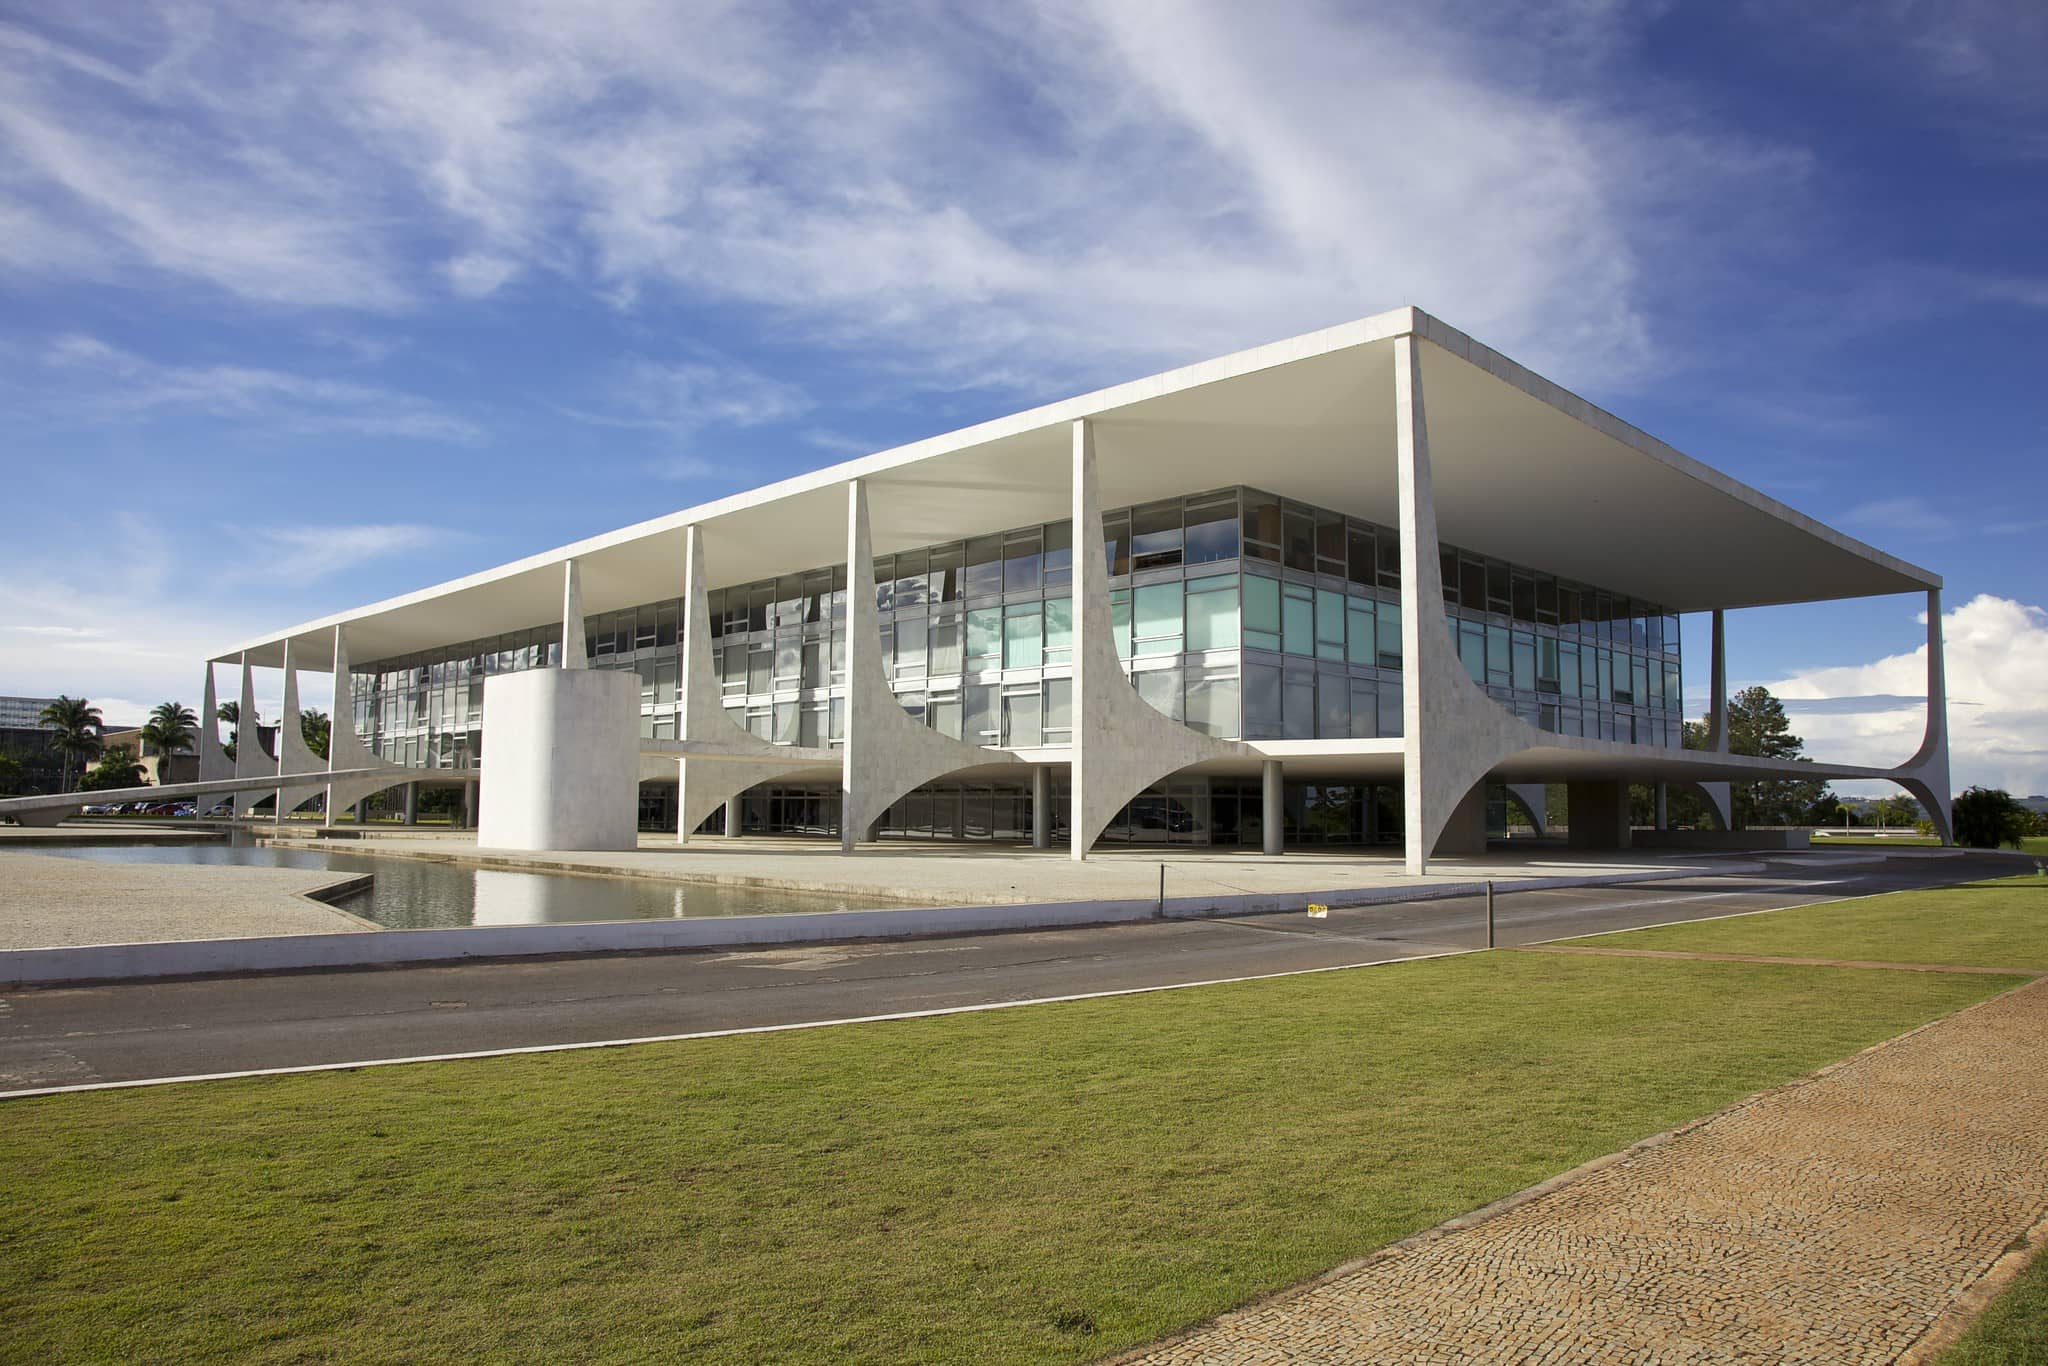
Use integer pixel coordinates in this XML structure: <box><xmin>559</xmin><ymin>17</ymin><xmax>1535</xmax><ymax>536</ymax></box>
<box><xmin>78</xmin><ymin>743</ymin><xmax>147</xmax><ymax>792</ymax></box>
<box><xmin>139</xmin><ymin>702</ymin><xmax>198</xmax><ymax>771</ymax></box>
<box><xmin>38</xmin><ymin>695</ymin><xmax>103</xmax><ymax>794</ymax></box>
<box><xmin>0</xmin><ymin>751</ymin><xmax>21</xmax><ymax>796</ymax></box>
<box><xmin>1951</xmin><ymin>787</ymin><xmax>2030</xmax><ymax>850</ymax></box>
<box><xmin>1710</xmin><ymin>686</ymin><xmax>1833</xmax><ymax>828</ymax></box>
<box><xmin>300</xmin><ymin>709</ymin><xmax>330</xmax><ymax>761</ymax></box>
<box><xmin>216</xmin><ymin>700</ymin><xmax>255</xmax><ymax>763</ymax></box>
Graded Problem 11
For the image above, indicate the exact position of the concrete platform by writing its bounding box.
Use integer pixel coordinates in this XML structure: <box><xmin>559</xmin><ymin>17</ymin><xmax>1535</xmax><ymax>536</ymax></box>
<box><xmin>263</xmin><ymin>832</ymin><xmax>1740</xmax><ymax>907</ymax></box>
<box><xmin>0</xmin><ymin>851</ymin><xmax>372</xmax><ymax>951</ymax></box>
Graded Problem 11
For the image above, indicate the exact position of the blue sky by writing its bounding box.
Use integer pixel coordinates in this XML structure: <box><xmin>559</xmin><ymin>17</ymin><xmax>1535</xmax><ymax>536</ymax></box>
<box><xmin>1</xmin><ymin>2</ymin><xmax>2042</xmax><ymax>795</ymax></box>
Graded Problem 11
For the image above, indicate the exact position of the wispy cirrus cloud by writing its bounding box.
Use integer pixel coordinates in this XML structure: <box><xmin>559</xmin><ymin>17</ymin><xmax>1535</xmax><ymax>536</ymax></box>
<box><xmin>249</xmin><ymin>523</ymin><xmax>465</xmax><ymax>579</ymax></box>
<box><xmin>39</xmin><ymin>334</ymin><xmax>482</xmax><ymax>443</ymax></box>
<box><xmin>0</xmin><ymin>2</ymin><xmax>1807</xmax><ymax>395</ymax></box>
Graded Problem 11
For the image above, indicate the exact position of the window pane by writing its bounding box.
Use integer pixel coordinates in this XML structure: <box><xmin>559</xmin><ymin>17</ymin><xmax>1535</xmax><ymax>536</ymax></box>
<box><xmin>1461</xmin><ymin>621</ymin><xmax>1486</xmax><ymax>684</ymax></box>
<box><xmin>1102</xmin><ymin>512</ymin><xmax>1130</xmax><ymax>578</ymax></box>
<box><xmin>1378</xmin><ymin>678</ymin><xmax>1403</xmax><ymax>736</ymax></box>
<box><xmin>1376</xmin><ymin>599</ymin><xmax>1402</xmax><ymax>668</ymax></box>
<box><xmin>966</xmin><ymin>608</ymin><xmax>1002</xmax><ymax>667</ymax></box>
<box><xmin>1242</xmin><ymin>491</ymin><xmax>1282</xmax><ymax>560</ymax></box>
<box><xmin>964</xmin><ymin>683</ymin><xmax>999</xmax><ymax>743</ymax></box>
<box><xmin>1283</xmin><ymin>509</ymin><xmax>1315</xmax><ymax>572</ymax></box>
<box><xmin>1136</xmin><ymin>666</ymin><xmax>1182</xmax><ymax>721</ymax></box>
<box><xmin>1346</xmin><ymin>598</ymin><xmax>1376</xmax><ymax>666</ymax></box>
<box><xmin>928</xmin><ymin>695</ymin><xmax>961</xmax><ymax>740</ymax></box>
<box><xmin>1349</xmin><ymin>678</ymin><xmax>1377</xmax><ymax>738</ymax></box>
<box><xmin>1560</xmin><ymin>642</ymin><xmax>1580</xmax><ymax>696</ymax></box>
<box><xmin>1315</xmin><ymin>588</ymin><xmax>1346</xmax><ymax>661</ymax></box>
<box><xmin>1133</xmin><ymin>582</ymin><xmax>1182</xmax><ymax>656</ymax></box>
<box><xmin>1512</xmin><ymin>633</ymin><xmax>1536</xmax><ymax>692</ymax></box>
<box><xmin>1318</xmin><ymin>668</ymin><xmax>1349</xmax><ymax>737</ymax></box>
<box><xmin>773</xmin><ymin>701</ymin><xmax>798</xmax><ymax>744</ymax></box>
<box><xmin>1185</xmin><ymin>576</ymin><xmax>1239</xmax><ymax>651</ymax></box>
<box><xmin>1244</xmin><ymin>662</ymin><xmax>1282</xmax><ymax>738</ymax></box>
<box><xmin>1043</xmin><ymin>521</ymin><xmax>1073</xmax><ymax>589</ymax></box>
<box><xmin>929</xmin><ymin>544</ymin><xmax>964</xmax><ymax>602</ymax></box>
<box><xmin>1044</xmin><ymin>677</ymin><xmax>1073</xmax><ymax>734</ymax></box>
<box><xmin>1111</xmin><ymin>589</ymin><xmax>1132</xmax><ymax>660</ymax></box>
<box><xmin>1282</xmin><ymin>585</ymin><xmax>1313</xmax><ymax>657</ymax></box>
<box><xmin>1242</xmin><ymin>573</ymin><xmax>1281</xmax><ymax>651</ymax></box>
<box><xmin>1283</xmin><ymin>668</ymin><xmax>1315</xmax><ymax>739</ymax></box>
<box><xmin>1487</xmin><ymin>624</ymin><xmax>1510</xmax><ymax>684</ymax></box>
<box><xmin>1043</xmin><ymin>596</ymin><xmax>1073</xmax><ymax>657</ymax></box>
<box><xmin>1003</xmin><ymin>605</ymin><xmax>1043</xmax><ymax>669</ymax></box>
<box><xmin>1315</xmin><ymin>511</ymin><xmax>1345</xmax><ymax>570</ymax></box>
<box><xmin>1348</xmin><ymin>525</ymin><xmax>1376</xmax><ymax>586</ymax></box>
<box><xmin>1186</xmin><ymin>673</ymin><xmax>1240</xmax><ymax>739</ymax></box>
<box><xmin>1131</xmin><ymin>503</ymin><xmax>1183</xmax><ymax>571</ymax></box>
<box><xmin>1004</xmin><ymin>690</ymin><xmax>1043</xmax><ymax>746</ymax></box>
<box><xmin>964</xmin><ymin>536</ymin><xmax>1003</xmax><ymax>598</ymax></box>
<box><xmin>929</xmin><ymin>614</ymin><xmax>963</xmax><ymax>675</ymax></box>
<box><xmin>1185</xmin><ymin>496</ymin><xmax>1239</xmax><ymax>564</ymax></box>
<box><xmin>1003</xmin><ymin>532</ymin><xmax>1042</xmax><ymax>593</ymax></box>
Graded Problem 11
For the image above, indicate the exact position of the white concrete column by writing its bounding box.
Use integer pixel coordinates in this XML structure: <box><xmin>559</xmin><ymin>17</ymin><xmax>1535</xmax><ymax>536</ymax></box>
<box><xmin>723</xmin><ymin>798</ymin><xmax>743</xmax><ymax>838</ymax></box>
<box><xmin>1391</xmin><ymin>334</ymin><xmax>1526</xmax><ymax>874</ymax></box>
<box><xmin>274</xmin><ymin>637</ymin><xmax>328</xmax><ymax>821</ymax></box>
<box><xmin>1068</xmin><ymin>419</ymin><xmax>1244</xmax><ymax>859</ymax></box>
<box><xmin>1031</xmin><ymin>767</ymin><xmax>1051</xmax><ymax>849</ymax></box>
<box><xmin>561</xmin><ymin>560</ymin><xmax>587</xmax><ymax>670</ymax></box>
<box><xmin>231</xmin><ymin>653</ymin><xmax>272</xmax><ymax>818</ymax></box>
<box><xmin>1260</xmin><ymin>760</ymin><xmax>1284</xmax><ymax>856</ymax></box>
<box><xmin>840</xmin><ymin>479</ymin><xmax>998</xmax><ymax>852</ymax></box>
<box><xmin>461</xmin><ymin>781</ymin><xmax>477</xmax><ymax>830</ymax></box>
<box><xmin>1705</xmin><ymin>609</ymin><xmax>1729</xmax><ymax>753</ymax></box>
<box><xmin>1896</xmin><ymin>588</ymin><xmax>1954</xmax><ymax>844</ymax></box>
<box><xmin>322</xmin><ymin>623</ymin><xmax>410</xmax><ymax>826</ymax></box>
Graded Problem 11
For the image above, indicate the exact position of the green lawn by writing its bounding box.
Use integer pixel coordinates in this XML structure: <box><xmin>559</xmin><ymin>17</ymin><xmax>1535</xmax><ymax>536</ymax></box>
<box><xmin>1813</xmin><ymin>837</ymin><xmax>2048</xmax><ymax>855</ymax></box>
<box><xmin>1557</xmin><ymin>875</ymin><xmax>2048</xmax><ymax>969</ymax></box>
<box><xmin>1940</xmin><ymin>1243</ymin><xmax>2048</xmax><ymax>1364</ymax></box>
<box><xmin>0</xmin><ymin>953</ymin><xmax>2017</xmax><ymax>1364</ymax></box>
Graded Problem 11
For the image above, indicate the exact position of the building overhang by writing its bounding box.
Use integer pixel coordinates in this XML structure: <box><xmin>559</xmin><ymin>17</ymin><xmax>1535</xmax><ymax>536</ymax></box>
<box><xmin>219</xmin><ymin>306</ymin><xmax>1938</xmax><ymax>668</ymax></box>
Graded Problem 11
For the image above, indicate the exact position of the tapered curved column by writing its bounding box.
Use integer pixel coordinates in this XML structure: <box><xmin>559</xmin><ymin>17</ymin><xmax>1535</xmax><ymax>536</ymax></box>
<box><xmin>1894</xmin><ymin>588</ymin><xmax>1953</xmax><ymax>844</ymax></box>
<box><xmin>674</xmin><ymin>525</ymin><xmax>837</xmax><ymax>841</ymax></box>
<box><xmin>270</xmin><ymin>638</ymin><xmax>329</xmax><ymax>818</ymax></box>
<box><xmin>1070</xmin><ymin>419</ymin><xmax>1247</xmax><ymax>859</ymax></box>
<box><xmin>230</xmin><ymin>654</ymin><xmax>272</xmax><ymax>817</ymax></box>
<box><xmin>195</xmin><ymin>663</ymin><xmax>232</xmax><ymax>814</ymax></box>
<box><xmin>1393</xmin><ymin>335</ymin><xmax>1526</xmax><ymax>874</ymax></box>
<box><xmin>1506</xmin><ymin>783</ymin><xmax>1548</xmax><ymax>836</ymax></box>
<box><xmin>323</xmin><ymin>625</ymin><xmax>412</xmax><ymax>825</ymax></box>
<box><xmin>840</xmin><ymin>479</ymin><xmax>1005</xmax><ymax>851</ymax></box>
<box><xmin>1694</xmin><ymin>608</ymin><xmax>1733</xmax><ymax>831</ymax></box>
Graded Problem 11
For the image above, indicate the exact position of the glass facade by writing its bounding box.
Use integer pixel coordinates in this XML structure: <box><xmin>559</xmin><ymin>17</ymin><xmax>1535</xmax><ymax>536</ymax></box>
<box><xmin>352</xmin><ymin>487</ymin><xmax>1685</xmax><ymax>794</ymax></box>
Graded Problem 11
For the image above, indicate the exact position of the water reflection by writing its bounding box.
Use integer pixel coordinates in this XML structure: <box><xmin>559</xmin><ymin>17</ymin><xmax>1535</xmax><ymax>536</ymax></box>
<box><xmin>36</xmin><ymin>837</ymin><xmax>884</xmax><ymax>930</ymax></box>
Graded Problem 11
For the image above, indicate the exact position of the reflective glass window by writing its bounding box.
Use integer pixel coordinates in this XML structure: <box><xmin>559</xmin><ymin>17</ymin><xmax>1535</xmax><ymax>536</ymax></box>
<box><xmin>1315</xmin><ymin>512</ymin><xmax>1346</xmax><ymax>573</ymax></box>
<box><xmin>1044</xmin><ymin>677</ymin><xmax>1073</xmax><ymax>737</ymax></box>
<box><xmin>928</xmin><ymin>614</ymin><xmax>963</xmax><ymax>675</ymax></box>
<box><xmin>1282</xmin><ymin>583</ymin><xmax>1314</xmax><ymax>656</ymax></box>
<box><xmin>1186</xmin><ymin>671</ymin><xmax>1240</xmax><ymax>739</ymax></box>
<box><xmin>1318</xmin><ymin>668</ymin><xmax>1349</xmax><ymax>737</ymax></box>
<box><xmin>1283</xmin><ymin>508</ymin><xmax>1316</xmax><ymax>572</ymax></box>
<box><xmin>1378</xmin><ymin>677</ymin><xmax>1403</xmax><ymax>736</ymax></box>
<box><xmin>1244</xmin><ymin>662</ymin><xmax>1282</xmax><ymax>738</ymax></box>
<box><xmin>1512</xmin><ymin>632</ymin><xmax>1536</xmax><ymax>692</ymax></box>
<box><xmin>1242</xmin><ymin>573</ymin><xmax>1282</xmax><ymax>651</ymax></box>
<box><xmin>1136</xmin><ymin>666</ymin><xmax>1183</xmax><ymax>721</ymax></box>
<box><xmin>1004</xmin><ymin>689</ymin><xmax>1043</xmax><ymax>746</ymax></box>
<box><xmin>1003</xmin><ymin>604</ymin><xmax>1043</xmax><ymax>669</ymax></box>
<box><xmin>1376</xmin><ymin>599</ymin><xmax>1403</xmax><ymax>668</ymax></box>
<box><xmin>1461</xmin><ymin>621</ymin><xmax>1486</xmax><ymax>684</ymax></box>
<box><xmin>966</xmin><ymin>608</ymin><xmax>1002</xmax><ymax>669</ymax></box>
<box><xmin>1346</xmin><ymin>597</ymin><xmax>1376</xmax><ymax>666</ymax></box>
<box><xmin>1102</xmin><ymin>512</ymin><xmax>1131</xmax><ymax>578</ymax></box>
<box><xmin>1185</xmin><ymin>575</ymin><xmax>1239</xmax><ymax>651</ymax></box>
<box><xmin>1242</xmin><ymin>491</ymin><xmax>1282</xmax><ymax>561</ymax></box>
<box><xmin>964</xmin><ymin>683</ymin><xmax>999</xmax><ymax>743</ymax></box>
<box><xmin>1043</xmin><ymin>596</ymin><xmax>1073</xmax><ymax>660</ymax></box>
<box><xmin>1348</xmin><ymin>525</ymin><xmax>1376</xmax><ymax>586</ymax></box>
<box><xmin>1185</xmin><ymin>495</ymin><xmax>1239</xmax><ymax>564</ymax></box>
<box><xmin>1003</xmin><ymin>532</ymin><xmax>1041</xmax><ymax>593</ymax></box>
<box><xmin>1043</xmin><ymin>522</ymin><xmax>1073</xmax><ymax>589</ymax></box>
<box><xmin>1111</xmin><ymin>589</ymin><xmax>1132</xmax><ymax>660</ymax></box>
<box><xmin>964</xmin><ymin>536</ymin><xmax>1004</xmax><ymax>598</ymax></box>
<box><xmin>1283</xmin><ymin>667</ymin><xmax>1316</xmax><ymax>739</ymax></box>
<box><xmin>1349</xmin><ymin>678</ymin><xmax>1378</xmax><ymax>739</ymax></box>
<box><xmin>1131</xmin><ymin>503</ymin><xmax>1183</xmax><ymax>571</ymax></box>
<box><xmin>1315</xmin><ymin>588</ymin><xmax>1346</xmax><ymax>661</ymax></box>
<box><xmin>1134</xmin><ymin>582</ymin><xmax>1183</xmax><ymax>656</ymax></box>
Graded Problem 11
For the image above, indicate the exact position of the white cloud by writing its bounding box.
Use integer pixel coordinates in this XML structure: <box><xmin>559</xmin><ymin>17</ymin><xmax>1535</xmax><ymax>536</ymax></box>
<box><xmin>558</xmin><ymin>353</ymin><xmax>812</xmax><ymax>436</ymax></box>
<box><xmin>39</xmin><ymin>334</ymin><xmax>482</xmax><ymax>442</ymax></box>
<box><xmin>1769</xmin><ymin>594</ymin><xmax>2048</xmax><ymax>795</ymax></box>
<box><xmin>0</xmin><ymin>2</ymin><xmax>1803</xmax><ymax>392</ymax></box>
<box><xmin>250</xmin><ymin>524</ymin><xmax>460</xmax><ymax>579</ymax></box>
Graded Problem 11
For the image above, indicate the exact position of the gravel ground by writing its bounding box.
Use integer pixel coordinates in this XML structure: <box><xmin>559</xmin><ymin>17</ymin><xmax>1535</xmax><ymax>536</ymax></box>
<box><xmin>0</xmin><ymin>851</ymin><xmax>370</xmax><ymax>949</ymax></box>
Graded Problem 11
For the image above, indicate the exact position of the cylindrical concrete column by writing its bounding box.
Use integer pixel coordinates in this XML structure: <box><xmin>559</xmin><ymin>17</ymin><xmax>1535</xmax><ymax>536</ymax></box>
<box><xmin>1261</xmin><ymin>760</ymin><xmax>1284</xmax><ymax>856</ymax></box>
<box><xmin>723</xmin><ymin>799</ymin><xmax>743</xmax><ymax>839</ymax></box>
<box><xmin>403</xmin><ymin>782</ymin><xmax>419</xmax><ymax>826</ymax></box>
<box><xmin>1654</xmin><ymin>781</ymin><xmax>1669</xmax><ymax>831</ymax></box>
<box><xmin>1031</xmin><ymin>767</ymin><xmax>1051</xmax><ymax>849</ymax></box>
<box><xmin>462</xmin><ymin>780</ymin><xmax>477</xmax><ymax>830</ymax></box>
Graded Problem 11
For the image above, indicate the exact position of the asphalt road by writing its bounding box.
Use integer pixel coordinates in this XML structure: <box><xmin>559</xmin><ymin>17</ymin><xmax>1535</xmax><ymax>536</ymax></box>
<box><xmin>0</xmin><ymin>853</ymin><xmax>2008</xmax><ymax>1096</ymax></box>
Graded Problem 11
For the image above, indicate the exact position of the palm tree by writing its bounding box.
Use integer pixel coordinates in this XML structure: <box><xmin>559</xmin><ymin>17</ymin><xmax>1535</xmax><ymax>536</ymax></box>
<box><xmin>140</xmin><ymin>702</ymin><xmax>198</xmax><ymax>777</ymax></box>
<box><xmin>39</xmin><ymin>695</ymin><xmax>103</xmax><ymax>794</ymax></box>
<box><xmin>216</xmin><ymin>700</ymin><xmax>254</xmax><ymax>763</ymax></box>
<box><xmin>300</xmin><ymin>709</ymin><xmax>331</xmax><ymax>761</ymax></box>
<box><xmin>79</xmin><ymin>744</ymin><xmax>147</xmax><ymax>792</ymax></box>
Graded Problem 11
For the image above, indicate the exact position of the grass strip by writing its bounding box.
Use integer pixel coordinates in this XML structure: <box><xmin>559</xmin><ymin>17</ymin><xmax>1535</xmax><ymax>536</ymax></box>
<box><xmin>0</xmin><ymin>953</ymin><xmax>2015</xmax><ymax>1364</ymax></box>
<box><xmin>1940</xmin><ymin>1238</ymin><xmax>2048</xmax><ymax>1363</ymax></box>
<box><xmin>1556</xmin><ymin>874</ymin><xmax>2048</xmax><ymax>969</ymax></box>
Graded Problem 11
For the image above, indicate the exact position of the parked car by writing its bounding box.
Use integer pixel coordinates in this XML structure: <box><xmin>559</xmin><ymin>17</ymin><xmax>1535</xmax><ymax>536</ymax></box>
<box><xmin>82</xmin><ymin>803</ymin><xmax>119</xmax><ymax>815</ymax></box>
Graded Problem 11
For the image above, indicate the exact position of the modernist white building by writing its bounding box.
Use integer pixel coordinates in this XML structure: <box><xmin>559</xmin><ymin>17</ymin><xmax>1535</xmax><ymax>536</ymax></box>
<box><xmin>4</xmin><ymin>309</ymin><xmax>1950</xmax><ymax>869</ymax></box>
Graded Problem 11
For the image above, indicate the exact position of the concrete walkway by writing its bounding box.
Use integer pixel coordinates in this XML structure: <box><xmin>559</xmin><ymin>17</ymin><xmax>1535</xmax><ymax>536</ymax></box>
<box><xmin>1124</xmin><ymin>974</ymin><xmax>2048</xmax><ymax>1365</ymax></box>
<box><xmin>0</xmin><ymin>851</ymin><xmax>370</xmax><ymax>950</ymax></box>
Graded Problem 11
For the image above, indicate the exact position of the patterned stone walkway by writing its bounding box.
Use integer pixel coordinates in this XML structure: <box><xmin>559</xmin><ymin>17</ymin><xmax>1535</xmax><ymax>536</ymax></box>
<box><xmin>1122</xmin><ymin>977</ymin><xmax>2048</xmax><ymax>1365</ymax></box>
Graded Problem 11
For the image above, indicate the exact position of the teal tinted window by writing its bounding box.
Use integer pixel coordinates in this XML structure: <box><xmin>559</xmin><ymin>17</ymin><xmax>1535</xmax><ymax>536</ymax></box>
<box><xmin>1186</xmin><ymin>575</ymin><xmax>1239</xmax><ymax>651</ymax></box>
<box><xmin>1243</xmin><ymin>574</ymin><xmax>1281</xmax><ymax>651</ymax></box>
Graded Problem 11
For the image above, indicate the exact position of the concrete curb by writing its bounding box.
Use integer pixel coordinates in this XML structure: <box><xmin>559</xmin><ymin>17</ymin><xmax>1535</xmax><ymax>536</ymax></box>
<box><xmin>0</xmin><ymin>864</ymin><xmax>1748</xmax><ymax>988</ymax></box>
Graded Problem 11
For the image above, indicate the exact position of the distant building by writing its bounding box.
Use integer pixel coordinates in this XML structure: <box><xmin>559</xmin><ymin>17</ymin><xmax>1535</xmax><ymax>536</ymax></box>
<box><xmin>2019</xmin><ymin>795</ymin><xmax>2048</xmax><ymax>816</ymax></box>
<box><xmin>0</xmin><ymin>695</ymin><xmax>60</xmax><ymax>754</ymax></box>
<box><xmin>98</xmin><ymin>726</ymin><xmax>200</xmax><ymax>787</ymax></box>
